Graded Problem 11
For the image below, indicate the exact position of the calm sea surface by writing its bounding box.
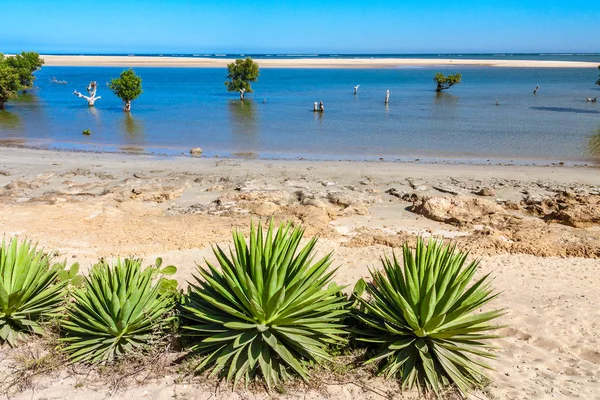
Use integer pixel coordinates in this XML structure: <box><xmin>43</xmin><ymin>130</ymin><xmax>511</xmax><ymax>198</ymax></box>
<box><xmin>1</xmin><ymin>64</ymin><xmax>599</xmax><ymax>163</ymax></box>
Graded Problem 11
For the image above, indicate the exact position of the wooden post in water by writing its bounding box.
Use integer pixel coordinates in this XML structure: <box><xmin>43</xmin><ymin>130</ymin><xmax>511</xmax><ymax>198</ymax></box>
<box><xmin>313</xmin><ymin>102</ymin><xmax>318</xmax><ymax>112</ymax></box>
<box><xmin>533</xmin><ymin>85</ymin><xmax>539</xmax><ymax>95</ymax></box>
<box><xmin>384</xmin><ymin>90</ymin><xmax>390</xmax><ymax>104</ymax></box>
<box><xmin>354</xmin><ymin>85</ymin><xmax>360</xmax><ymax>95</ymax></box>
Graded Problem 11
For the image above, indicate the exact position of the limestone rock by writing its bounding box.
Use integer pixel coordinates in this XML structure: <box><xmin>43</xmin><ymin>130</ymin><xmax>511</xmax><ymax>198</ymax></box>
<box><xmin>474</xmin><ymin>187</ymin><xmax>496</xmax><ymax>197</ymax></box>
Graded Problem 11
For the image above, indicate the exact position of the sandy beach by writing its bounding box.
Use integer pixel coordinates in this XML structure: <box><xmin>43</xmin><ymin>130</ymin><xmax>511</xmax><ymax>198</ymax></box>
<box><xmin>40</xmin><ymin>55</ymin><xmax>600</xmax><ymax>68</ymax></box>
<box><xmin>0</xmin><ymin>147</ymin><xmax>599</xmax><ymax>399</ymax></box>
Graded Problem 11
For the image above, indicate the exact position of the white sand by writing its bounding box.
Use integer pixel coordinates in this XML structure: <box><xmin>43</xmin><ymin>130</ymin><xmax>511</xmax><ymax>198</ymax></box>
<box><xmin>40</xmin><ymin>55</ymin><xmax>600</xmax><ymax>68</ymax></box>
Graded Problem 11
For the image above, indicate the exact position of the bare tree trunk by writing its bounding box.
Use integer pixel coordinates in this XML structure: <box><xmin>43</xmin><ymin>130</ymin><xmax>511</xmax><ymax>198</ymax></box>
<box><xmin>74</xmin><ymin>81</ymin><xmax>101</xmax><ymax>107</ymax></box>
<box><xmin>239</xmin><ymin>88</ymin><xmax>246</xmax><ymax>101</ymax></box>
<box><xmin>384</xmin><ymin>90</ymin><xmax>390</xmax><ymax>104</ymax></box>
<box><xmin>124</xmin><ymin>101</ymin><xmax>132</xmax><ymax>112</ymax></box>
<box><xmin>0</xmin><ymin>100</ymin><xmax>5</xmax><ymax>110</ymax></box>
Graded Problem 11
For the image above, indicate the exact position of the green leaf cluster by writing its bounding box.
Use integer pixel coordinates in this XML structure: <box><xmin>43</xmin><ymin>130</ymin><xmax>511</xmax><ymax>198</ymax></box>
<box><xmin>0</xmin><ymin>237</ymin><xmax>68</xmax><ymax>346</ymax></box>
<box><xmin>225</xmin><ymin>57</ymin><xmax>260</xmax><ymax>94</ymax></box>
<box><xmin>60</xmin><ymin>258</ymin><xmax>177</xmax><ymax>363</ymax></box>
<box><xmin>108</xmin><ymin>68</ymin><xmax>143</xmax><ymax>104</ymax></box>
<box><xmin>354</xmin><ymin>238</ymin><xmax>504</xmax><ymax>396</ymax></box>
<box><xmin>4</xmin><ymin>52</ymin><xmax>44</xmax><ymax>89</ymax></box>
<box><xmin>433</xmin><ymin>72</ymin><xmax>462</xmax><ymax>92</ymax></box>
<box><xmin>0</xmin><ymin>52</ymin><xmax>44</xmax><ymax>109</ymax></box>
<box><xmin>181</xmin><ymin>221</ymin><xmax>347</xmax><ymax>389</ymax></box>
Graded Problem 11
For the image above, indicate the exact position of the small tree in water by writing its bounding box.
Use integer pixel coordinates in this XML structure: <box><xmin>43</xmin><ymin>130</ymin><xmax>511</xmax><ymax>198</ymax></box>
<box><xmin>0</xmin><ymin>63</ymin><xmax>22</xmax><ymax>110</ymax></box>
<box><xmin>4</xmin><ymin>52</ymin><xmax>44</xmax><ymax>92</ymax></box>
<box><xmin>108</xmin><ymin>68</ymin><xmax>142</xmax><ymax>112</ymax></box>
<box><xmin>225</xmin><ymin>57</ymin><xmax>260</xmax><ymax>100</ymax></box>
<box><xmin>433</xmin><ymin>72</ymin><xmax>462</xmax><ymax>92</ymax></box>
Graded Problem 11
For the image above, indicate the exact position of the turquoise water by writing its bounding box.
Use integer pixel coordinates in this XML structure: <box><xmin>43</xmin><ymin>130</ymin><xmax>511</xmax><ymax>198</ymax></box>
<box><xmin>1</xmin><ymin>66</ymin><xmax>599</xmax><ymax>163</ymax></box>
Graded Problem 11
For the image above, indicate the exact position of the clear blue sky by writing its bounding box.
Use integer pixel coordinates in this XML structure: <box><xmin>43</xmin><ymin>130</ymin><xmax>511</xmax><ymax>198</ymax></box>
<box><xmin>3</xmin><ymin>0</ymin><xmax>599</xmax><ymax>54</ymax></box>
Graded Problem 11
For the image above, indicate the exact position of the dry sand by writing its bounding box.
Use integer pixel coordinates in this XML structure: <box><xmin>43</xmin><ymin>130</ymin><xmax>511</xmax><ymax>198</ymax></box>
<box><xmin>40</xmin><ymin>55</ymin><xmax>600</xmax><ymax>69</ymax></box>
<box><xmin>0</xmin><ymin>148</ymin><xmax>599</xmax><ymax>399</ymax></box>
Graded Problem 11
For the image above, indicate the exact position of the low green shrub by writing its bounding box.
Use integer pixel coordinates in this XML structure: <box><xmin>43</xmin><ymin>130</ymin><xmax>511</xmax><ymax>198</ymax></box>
<box><xmin>0</xmin><ymin>237</ymin><xmax>69</xmax><ymax>346</ymax></box>
<box><xmin>181</xmin><ymin>221</ymin><xmax>348</xmax><ymax>388</ymax></box>
<box><xmin>354</xmin><ymin>238</ymin><xmax>503</xmax><ymax>396</ymax></box>
<box><xmin>60</xmin><ymin>258</ymin><xmax>178</xmax><ymax>363</ymax></box>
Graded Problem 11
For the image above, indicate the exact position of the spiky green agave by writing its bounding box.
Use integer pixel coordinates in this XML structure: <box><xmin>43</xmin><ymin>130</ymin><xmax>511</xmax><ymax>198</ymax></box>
<box><xmin>181</xmin><ymin>221</ymin><xmax>348</xmax><ymax>388</ymax></box>
<box><xmin>61</xmin><ymin>258</ymin><xmax>177</xmax><ymax>362</ymax></box>
<box><xmin>355</xmin><ymin>238</ymin><xmax>504</xmax><ymax>396</ymax></box>
<box><xmin>0</xmin><ymin>237</ymin><xmax>68</xmax><ymax>346</ymax></box>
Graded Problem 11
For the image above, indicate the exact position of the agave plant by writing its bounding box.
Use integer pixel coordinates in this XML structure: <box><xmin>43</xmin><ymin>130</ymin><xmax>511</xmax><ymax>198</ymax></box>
<box><xmin>0</xmin><ymin>237</ymin><xmax>69</xmax><ymax>346</ymax></box>
<box><xmin>354</xmin><ymin>238</ymin><xmax>504</xmax><ymax>396</ymax></box>
<box><xmin>181</xmin><ymin>221</ymin><xmax>348</xmax><ymax>388</ymax></box>
<box><xmin>61</xmin><ymin>258</ymin><xmax>177</xmax><ymax>363</ymax></box>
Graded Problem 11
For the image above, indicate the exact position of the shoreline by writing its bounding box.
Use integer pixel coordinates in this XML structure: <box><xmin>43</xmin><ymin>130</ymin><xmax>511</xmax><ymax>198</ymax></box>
<box><xmin>40</xmin><ymin>55</ymin><xmax>600</xmax><ymax>68</ymax></box>
<box><xmin>0</xmin><ymin>142</ymin><xmax>597</xmax><ymax>168</ymax></box>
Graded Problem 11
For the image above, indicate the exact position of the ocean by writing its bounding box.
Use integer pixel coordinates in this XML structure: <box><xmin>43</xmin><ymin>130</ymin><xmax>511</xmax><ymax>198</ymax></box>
<box><xmin>1</xmin><ymin>59</ymin><xmax>599</xmax><ymax>164</ymax></box>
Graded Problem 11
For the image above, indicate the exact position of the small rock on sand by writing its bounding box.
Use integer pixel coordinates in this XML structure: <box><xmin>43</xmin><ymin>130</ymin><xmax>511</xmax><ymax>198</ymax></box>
<box><xmin>190</xmin><ymin>148</ymin><xmax>203</xmax><ymax>156</ymax></box>
<box><xmin>474</xmin><ymin>187</ymin><xmax>496</xmax><ymax>197</ymax></box>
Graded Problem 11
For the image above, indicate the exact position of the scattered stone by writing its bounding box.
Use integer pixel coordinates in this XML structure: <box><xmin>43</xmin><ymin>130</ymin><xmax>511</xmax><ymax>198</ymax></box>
<box><xmin>321</xmin><ymin>181</ymin><xmax>336</xmax><ymax>187</ymax></box>
<box><xmin>190</xmin><ymin>148</ymin><xmax>203</xmax><ymax>156</ymax></box>
<box><xmin>412</xmin><ymin>196</ymin><xmax>505</xmax><ymax>226</ymax></box>
<box><xmin>433</xmin><ymin>185</ymin><xmax>461</xmax><ymax>196</ymax></box>
<box><xmin>0</xmin><ymin>170</ymin><xmax>9</xmax><ymax>176</ymax></box>
<box><xmin>474</xmin><ymin>187</ymin><xmax>496</xmax><ymax>197</ymax></box>
<box><xmin>206</xmin><ymin>185</ymin><xmax>226</xmax><ymax>192</ymax></box>
<box><xmin>385</xmin><ymin>188</ymin><xmax>420</xmax><ymax>202</ymax></box>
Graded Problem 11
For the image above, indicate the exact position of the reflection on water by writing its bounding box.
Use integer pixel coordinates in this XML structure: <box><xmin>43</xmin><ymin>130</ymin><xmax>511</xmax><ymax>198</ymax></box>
<box><xmin>586</xmin><ymin>127</ymin><xmax>600</xmax><ymax>162</ymax></box>
<box><xmin>228</xmin><ymin>100</ymin><xmax>258</xmax><ymax>136</ymax></box>
<box><xmin>87</xmin><ymin>106</ymin><xmax>101</xmax><ymax>122</ymax></box>
<box><xmin>434</xmin><ymin>91</ymin><xmax>459</xmax><ymax>105</ymax></box>
<box><xmin>13</xmin><ymin>93</ymin><xmax>37</xmax><ymax>104</ymax></box>
<box><xmin>120</xmin><ymin>114</ymin><xmax>145</xmax><ymax>152</ymax></box>
<box><xmin>0</xmin><ymin>111</ymin><xmax>21</xmax><ymax>130</ymax></box>
<box><xmin>531</xmin><ymin>107</ymin><xmax>599</xmax><ymax>115</ymax></box>
<box><xmin>122</xmin><ymin>113</ymin><xmax>144</xmax><ymax>137</ymax></box>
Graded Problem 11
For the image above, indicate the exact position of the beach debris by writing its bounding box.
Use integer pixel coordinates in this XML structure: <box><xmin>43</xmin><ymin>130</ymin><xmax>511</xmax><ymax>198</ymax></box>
<box><xmin>74</xmin><ymin>81</ymin><xmax>101</xmax><ymax>107</ymax></box>
<box><xmin>495</xmin><ymin>99</ymin><xmax>499</xmax><ymax>106</ymax></box>
<box><xmin>82</xmin><ymin>129</ymin><xmax>91</xmax><ymax>136</ymax></box>
<box><xmin>190</xmin><ymin>147</ymin><xmax>203</xmax><ymax>156</ymax></box>
<box><xmin>586</xmin><ymin>97</ymin><xmax>597</xmax><ymax>103</ymax></box>
<box><xmin>433</xmin><ymin>184</ymin><xmax>461</xmax><ymax>196</ymax></box>
<box><xmin>386</xmin><ymin>188</ymin><xmax>420</xmax><ymax>202</ymax></box>
<box><xmin>384</xmin><ymin>90</ymin><xmax>390</xmax><ymax>104</ymax></box>
<box><xmin>354</xmin><ymin>85</ymin><xmax>360</xmax><ymax>95</ymax></box>
<box><xmin>51</xmin><ymin>76</ymin><xmax>67</xmax><ymax>84</ymax></box>
<box><xmin>474</xmin><ymin>187</ymin><xmax>497</xmax><ymax>197</ymax></box>
<box><xmin>533</xmin><ymin>85</ymin><xmax>539</xmax><ymax>94</ymax></box>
